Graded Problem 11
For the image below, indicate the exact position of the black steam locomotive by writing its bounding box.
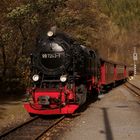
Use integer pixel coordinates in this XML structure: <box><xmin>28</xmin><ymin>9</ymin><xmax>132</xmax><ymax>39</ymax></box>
<box><xmin>24</xmin><ymin>29</ymin><xmax>100</xmax><ymax>115</ymax></box>
<box><xmin>24</xmin><ymin>29</ymin><xmax>130</xmax><ymax>115</ymax></box>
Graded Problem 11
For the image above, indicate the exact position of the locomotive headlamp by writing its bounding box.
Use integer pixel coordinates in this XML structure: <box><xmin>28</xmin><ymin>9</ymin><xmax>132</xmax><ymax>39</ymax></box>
<box><xmin>32</xmin><ymin>74</ymin><xmax>39</xmax><ymax>82</ymax></box>
<box><xmin>47</xmin><ymin>31</ymin><xmax>53</xmax><ymax>37</ymax></box>
<box><xmin>60</xmin><ymin>75</ymin><xmax>67</xmax><ymax>82</ymax></box>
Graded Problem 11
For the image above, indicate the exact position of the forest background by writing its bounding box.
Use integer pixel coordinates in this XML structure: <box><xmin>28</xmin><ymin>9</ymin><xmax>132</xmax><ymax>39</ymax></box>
<box><xmin>0</xmin><ymin>0</ymin><xmax>140</xmax><ymax>94</ymax></box>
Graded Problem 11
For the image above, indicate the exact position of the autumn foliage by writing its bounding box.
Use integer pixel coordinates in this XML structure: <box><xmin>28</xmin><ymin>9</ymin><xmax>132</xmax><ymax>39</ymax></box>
<box><xmin>0</xmin><ymin>0</ymin><xmax>140</xmax><ymax>93</ymax></box>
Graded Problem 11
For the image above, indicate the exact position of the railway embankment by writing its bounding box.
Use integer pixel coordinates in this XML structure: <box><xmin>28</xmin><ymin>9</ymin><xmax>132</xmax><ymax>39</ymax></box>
<box><xmin>0</xmin><ymin>96</ymin><xmax>30</xmax><ymax>134</ymax></box>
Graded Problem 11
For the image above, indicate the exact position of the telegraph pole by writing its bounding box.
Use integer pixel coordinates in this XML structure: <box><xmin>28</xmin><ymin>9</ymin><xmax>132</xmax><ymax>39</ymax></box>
<box><xmin>133</xmin><ymin>47</ymin><xmax>138</xmax><ymax>76</ymax></box>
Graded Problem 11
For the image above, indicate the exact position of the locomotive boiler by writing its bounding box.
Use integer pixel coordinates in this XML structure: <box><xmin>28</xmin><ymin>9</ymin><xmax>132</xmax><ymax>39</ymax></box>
<box><xmin>24</xmin><ymin>30</ymin><xmax>100</xmax><ymax>115</ymax></box>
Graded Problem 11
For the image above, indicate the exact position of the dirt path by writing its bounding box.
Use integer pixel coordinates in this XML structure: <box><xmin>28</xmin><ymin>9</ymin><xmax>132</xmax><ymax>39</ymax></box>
<box><xmin>0</xmin><ymin>95</ymin><xmax>30</xmax><ymax>134</ymax></box>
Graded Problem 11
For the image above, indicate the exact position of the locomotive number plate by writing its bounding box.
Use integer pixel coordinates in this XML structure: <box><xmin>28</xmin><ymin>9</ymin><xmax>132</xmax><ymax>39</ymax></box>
<box><xmin>42</xmin><ymin>53</ymin><xmax>62</xmax><ymax>59</ymax></box>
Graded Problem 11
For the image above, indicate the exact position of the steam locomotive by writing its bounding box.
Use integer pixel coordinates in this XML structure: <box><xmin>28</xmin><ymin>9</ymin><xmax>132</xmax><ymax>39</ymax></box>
<box><xmin>24</xmin><ymin>29</ymin><xmax>130</xmax><ymax>116</ymax></box>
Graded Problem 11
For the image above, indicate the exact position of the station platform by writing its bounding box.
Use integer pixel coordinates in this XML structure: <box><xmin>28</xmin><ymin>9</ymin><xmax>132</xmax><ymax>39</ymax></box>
<box><xmin>58</xmin><ymin>76</ymin><xmax>140</xmax><ymax>140</ymax></box>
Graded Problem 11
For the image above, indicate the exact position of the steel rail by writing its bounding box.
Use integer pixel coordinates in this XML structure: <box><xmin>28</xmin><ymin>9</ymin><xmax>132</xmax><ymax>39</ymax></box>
<box><xmin>0</xmin><ymin>116</ymin><xmax>39</xmax><ymax>139</ymax></box>
<box><xmin>127</xmin><ymin>81</ymin><xmax>140</xmax><ymax>91</ymax></box>
<box><xmin>0</xmin><ymin>115</ymin><xmax>65</xmax><ymax>140</ymax></box>
<box><xmin>35</xmin><ymin>115</ymin><xmax>65</xmax><ymax>140</ymax></box>
<box><xmin>124</xmin><ymin>81</ymin><xmax>140</xmax><ymax>98</ymax></box>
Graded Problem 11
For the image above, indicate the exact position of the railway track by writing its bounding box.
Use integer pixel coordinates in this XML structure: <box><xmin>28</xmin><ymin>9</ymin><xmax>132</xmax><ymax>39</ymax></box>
<box><xmin>124</xmin><ymin>81</ymin><xmax>140</xmax><ymax>98</ymax></box>
<box><xmin>0</xmin><ymin>115</ymin><xmax>65</xmax><ymax>140</ymax></box>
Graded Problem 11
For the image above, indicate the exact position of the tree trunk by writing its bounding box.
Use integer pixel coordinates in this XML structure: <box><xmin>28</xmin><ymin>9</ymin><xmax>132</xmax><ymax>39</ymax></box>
<box><xmin>18</xmin><ymin>24</ymin><xmax>27</xmax><ymax>55</ymax></box>
<box><xmin>1</xmin><ymin>44</ymin><xmax>6</xmax><ymax>76</ymax></box>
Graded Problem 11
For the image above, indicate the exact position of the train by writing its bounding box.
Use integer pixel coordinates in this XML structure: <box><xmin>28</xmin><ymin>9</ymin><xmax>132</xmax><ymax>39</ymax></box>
<box><xmin>24</xmin><ymin>29</ymin><xmax>133</xmax><ymax>116</ymax></box>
